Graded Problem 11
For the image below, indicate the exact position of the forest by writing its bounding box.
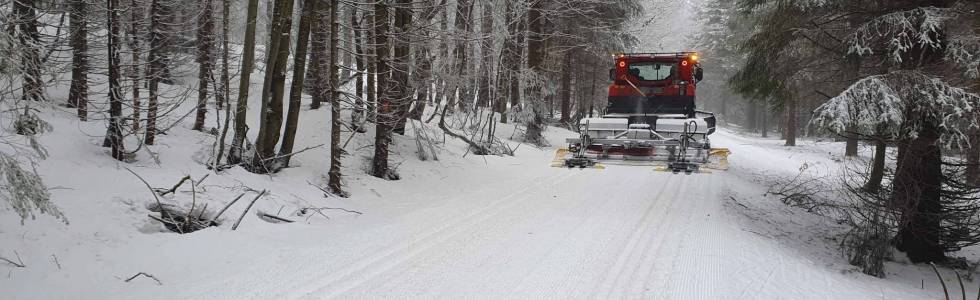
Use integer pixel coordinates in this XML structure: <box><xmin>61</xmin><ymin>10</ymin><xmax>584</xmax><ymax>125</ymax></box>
<box><xmin>2</xmin><ymin>0</ymin><xmax>980</xmax><ymax>298</ymax></box>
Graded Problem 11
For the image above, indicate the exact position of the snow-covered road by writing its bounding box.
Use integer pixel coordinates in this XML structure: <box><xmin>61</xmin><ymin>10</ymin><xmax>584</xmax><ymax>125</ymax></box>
<box><xmin>118</xmin><ymin>130</ymin><xmax>928</xmax><ymax>299</ymax></box>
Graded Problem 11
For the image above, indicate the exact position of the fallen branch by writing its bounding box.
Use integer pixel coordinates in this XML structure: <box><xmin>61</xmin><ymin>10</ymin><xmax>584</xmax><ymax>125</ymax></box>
<box><xmin>156</xmin><ymin>175</ymin><xmax>192</xmax><ymax>196</ymax></box>
<box><xmin>124</xmin><ymin>272</ymin><xmax>162</xmax><ymax>285</ymax></box>
<box><xmin>51</xmin><ymin>254</ymin><xmax>61</xmax><ymax>270</ymax></box>
<box><xmin>125</xmin><ymin>167</ymin><xmax>177</xmax><ymax>226</ymax></box>
<box><xmin>307</xmin><ymin>180</ymin><xmax>336</xmax><ymax>197</ymax></box>
<box><xmin>438</xmin><ymin>103</ymin><xmax>490</xmax><ymax>155</ymax></box>
<box><xmin>211</xmin><ymin>193</ymin><xmax>245</xmax><ymax>223</ymax></box>
<box><xmin>185</xmin><ymin>178</ymin><xmax>198</xmax><ymax>230</ymax></box>
<box><xmin>0</xmin><ymin>251</ymin><xmax>25</xmax><ymax>268</ymax></box>
<box><xmin>258</xmin><ymin>212</ymin><xmax>295</xmax><ymax>223</ymax></box>
<box><xmin>232</xmin><ymin>190</ymin><xmax>267</xmax><ymax>230</ymax></box>
<box><xmin>262</xmin><ymin>144</ymin><xmax>325</xmax><ymax>163</ymax></box>
<box><xmin>300</xmin><ymin>207</ymin><xmax>363</xmax><ymax>215</ymax></box>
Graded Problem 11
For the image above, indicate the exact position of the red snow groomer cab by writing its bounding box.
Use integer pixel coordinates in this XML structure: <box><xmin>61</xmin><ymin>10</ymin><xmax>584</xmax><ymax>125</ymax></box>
<box><xmin>607</xmin><ymin>52</ymin><xmax>705</xmax><ymax>122</ymax></box>
<box><xmin>555</xmin><ymin>52</ymin><xmax>729</xmax><ymax>174</ymax></box>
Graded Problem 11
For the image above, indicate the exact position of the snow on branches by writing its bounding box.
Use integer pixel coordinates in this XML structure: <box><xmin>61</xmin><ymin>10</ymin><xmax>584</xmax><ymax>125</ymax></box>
<box><xmin>847</xmin><ymin>6</ymin><xmax>961</xmax><ymax>63</ymax></box>
<box><xmin>946</xmin><ymin>35</ymin><xmax>980</xmax><ymax>79</ymax></box>
<box><xmin>812</xmin><ymin>71</ymin><xmax>980</xmax><ymax>149</ymax></box>
<box><xmin>0</xmin><ymin>152</ymin><xmax>65</xmax><ymax>224</ymax></box>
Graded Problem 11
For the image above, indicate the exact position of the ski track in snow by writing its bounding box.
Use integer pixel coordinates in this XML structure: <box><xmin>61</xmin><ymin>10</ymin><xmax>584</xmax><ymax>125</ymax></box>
<box><xmin>142</xmin><ymin>134</ymin><xmax>929</xmax><ymax>299</ymax></box>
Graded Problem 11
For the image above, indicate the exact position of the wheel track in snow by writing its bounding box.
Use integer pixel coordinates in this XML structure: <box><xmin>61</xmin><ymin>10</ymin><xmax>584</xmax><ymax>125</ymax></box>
<box><xmin>357</xmin><ymin>169</ymin><xmax>619</xmax><ymax>298</ymax></box>
<box><xmin>368</xmin><ymin>171</ymin><xmax>616</xmax><ymax>298</ymax></box>
<box><xmin>283</xmin><ymin>171</ymin><xmax>581</xmax><ymax>299</ymax></box>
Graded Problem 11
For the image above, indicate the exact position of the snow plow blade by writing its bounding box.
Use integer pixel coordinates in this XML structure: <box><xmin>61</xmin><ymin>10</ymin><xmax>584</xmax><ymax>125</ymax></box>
<box><xmin>705</xmin><ymin>148</ymin><xmax>730</xmax><ymax>170</ymax></box>
<box><xmin>651</xmin><ymin>148</ymin><xmax>729</xmax><ymax>174</ymax></box>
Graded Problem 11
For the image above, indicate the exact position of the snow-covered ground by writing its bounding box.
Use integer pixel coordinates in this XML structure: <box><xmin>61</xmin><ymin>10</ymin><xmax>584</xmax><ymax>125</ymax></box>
<box><xmin>2</xmin><ymin>84</ymin><xmax>971</xmax><ymax>299</ymax></box>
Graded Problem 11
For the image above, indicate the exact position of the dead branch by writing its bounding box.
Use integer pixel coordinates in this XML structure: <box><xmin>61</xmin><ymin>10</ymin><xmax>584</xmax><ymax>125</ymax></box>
<box><xmin>300</xmin><ymin>207</ymin><xmax>363</xmax><ymax>215</ymax></box>
<box><xmin>124</xmin><ymin>272</ymin><xmax>162</xmax><ymax>285</ymax></box>
<box><xmin>124</xmin><ymin>167</ymin><xmax>177</xmax><ymax>226</ymax></box>
<box><xmin>196</xmin><ymin>203</ymin><xmax>209</xmax><ymax>220</ymax></box>
<box><xmin>185</xmin><ymin>178</ymin><xmax>198</xmax><ymax>230</ymax></box>
<box><xmin>263</xmin><ymin>144</ymin><xmax>325</xmax><ymax>163</ymax></box>
<box><xmin>0</xmin><ymin>251</ymin><xmax>25</xmax><ymax>268</ymax></box>
<box><xmin>156</xmin><ymin>175</ymin><xmax>192</xmax><ymax>196</ymax></box>
<box><xmin>438</xmin><ymin>103</ymin><xmax>490</xmax><ymax>155</ymax></box>
<box><xmin>232</xmin><ymin>190</ymin><xmax>267</xmax><ymax>230</ymax></box>
<box><xmin>258</xmin><ymin>212</ymin><xmax>295</xmax><ymax>223</ymax></box>
<box><xmin>51</xmin><ymin>254</ymin><xmax>61</xmax><ymax>270</ymax></box>
<box><xmin>307</xmin><ymin>180</ymin><xmax>335</xmax><ymax>197</ymax></box>
<box><xmin>148</xmin><ymin>214</ymin><xmax>179</xmax><ymax>227</ymax></box>
<box><xmin>195</xmin><ymin>174</ymin><xmax>210</xmax><ymax>188</ymax></box>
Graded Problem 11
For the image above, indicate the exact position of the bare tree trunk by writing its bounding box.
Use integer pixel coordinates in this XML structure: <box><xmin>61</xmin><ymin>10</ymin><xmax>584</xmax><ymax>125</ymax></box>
<box><xmin>894</xmin><ymin>121</ymin><xmax>945</xmax><ymax>263</ymax></box>
<box><xmin>410</xmin><ymin>39</ymin><xmax>432</xmax><ymax>120</ymax></box>
<box><xmin>14</xmin><ymin>0</ymin><xmax>43</xmax><ymax>102</ymax></box>
<box><xmin>194</xmin><ymin>0</ymin><xmax>215</xmax><ymax>131</ymax></box>
<box><xmin>215</xmin><ymin>0</ymin><xmax>232</xmax><ymax>166</ymax></box>
<box><xmin>864</xmin><ymin>136</ymin><xmax>887</xmax><ymax>192</ymax></box>
<box><xmin>339</xmin><ymin>4</ymin><xmax>352</xmax><ymax>81</ymax></box>
<box><xmin>69</xmin><ymin>0</ymin><xmax>88</xmax><ymax>120</ymax></box>
<box><xmin>127</xmin><ymin>0</ymin><xmax>142</xmax><ymax>130</ymax></box>
<box><xmin>450</xmin><ymin>0</ymin><xmax>473</xmax><ymax>111</ymax></box>
<box><xmin>559</xmin><ymin>49</ymin><xmax>572</xmax><ymax>123</ymax></box>
<box><xmin>365</xmin><ymin>10</ymin><xmax>377</xmax><ymax>122</ymax></box>
<box><xmin>327</xmin><ymin>0</ymin><xmax>345</xmax><ymax>194</ymax></box>
<box><xmin>278</xmin><ymin>0</ymin><xmax>315</xmax><ymax>167</ymax></box>
<box><xmin>509</xmin><ymin>5</ymin><xmax>524</xmax><ymax>113</ymax></box>
<box><xmin>371</xmin><ymin>0</ymin><xmax>393</xmax><ymax>179</ymax></box>
<box><xmin>408</xmin><ymin>2</ymin><xmax>437</xmax><ymax>121</ymax></box>
<box><xmin>310</xmin><ymin>6</ymin><xmax>328</xmax><ymax>111</ymax></box>
<box><xmin>845</xmin><ymin>125</ymin><xmax>859</xmax><ymax>156</ymax></box>
<box><xmin>310</xmin><ymin>3</ymin><xmax>328</xmax><ymax>112</ymax></box>
<box><xmin>228</xmin><ymin>0</ymin><xmax>259</xmax><ymax>164</ymax></box>
<box><xmin>426</xmin><ymin>3</ymin><xmax>450</xmax><ymax>124</ymax></box>
<box><xmin>217</xmin><ymin>0</ymin><xmax>230</xmax><ymax>111</ymax></box>
<box><xmin>476</xmin><ymin>1</ymin><xmax>493</xmax><ymax>108</ymax></box>
<box><xmin>145</xmin><ymin>0</ymin><xmax>168</xmax><ymax>145</ymax></box>
<box><xmin>351</xmin><ymin>9</ymin><xmax>366</xmax><ymax>130</ymax></box>
<box><xmin>390</xmin><ymin>0</ymin><xmax>411</xmax><ymax>132</ymax></box>
<box><xmin>785</xmin><ymin>96</ymin><xmax>797</xmax><ymax>146</ymax></box>
<box><xmin>588</xmin><ymin>56</ymin><xmax>597</xmax><ymax>118</ymax></box>
<box><xmin>106</xmin><ymin>0</ymin><xmax>126</xmax><ymax>160</ymax></box>
<box><xmin>252</xmin><ymin>0</ymin><xmax>294</xmax><ymax>172</ymax></box>
<box><xmin>760</xmin><ymin>100</ymin><xmax>768</xmax><ymax>138</ymax></box>
<box><xmin>498</xmin><ymin>0</ymin><xmax>521</xmax><ymax>124</ymax></box>
<box><xmin>524</xmin><ymin>0</ymin><xmax>546</xmax><ymax>145</ymax></box>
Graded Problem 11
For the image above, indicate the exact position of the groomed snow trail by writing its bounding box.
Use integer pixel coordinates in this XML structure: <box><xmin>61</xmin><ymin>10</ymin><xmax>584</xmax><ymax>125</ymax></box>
<box><xmin>137</xmin><ymin>131</ymin><xmax>927</xmax><ymax>300</ymax></box>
